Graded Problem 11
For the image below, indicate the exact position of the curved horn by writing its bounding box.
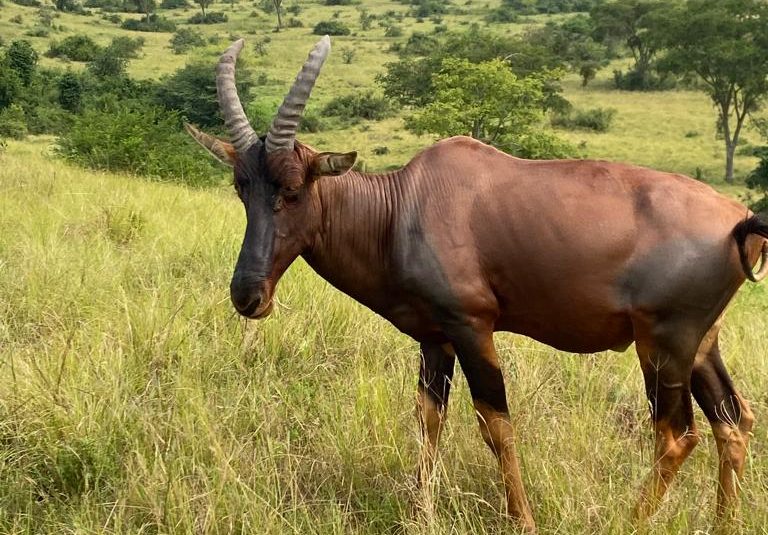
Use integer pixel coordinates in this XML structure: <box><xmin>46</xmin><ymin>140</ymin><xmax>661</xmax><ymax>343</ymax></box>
<box><xmin>216</xmin><ymin>39</ymin><xmax>260</xmax><ymax>153</ymax></box>
<box><xmin>266</xmin><ymin>36</ymin><xmax>331</xmax><ymax>153</ymax></box>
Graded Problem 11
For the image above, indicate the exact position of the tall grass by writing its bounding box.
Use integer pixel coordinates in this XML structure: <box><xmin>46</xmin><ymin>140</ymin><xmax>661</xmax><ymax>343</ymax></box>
<box><xmin>1</xmin><ymin>139</ymin><xmax>767</xmax><ymax>533</ymax></box>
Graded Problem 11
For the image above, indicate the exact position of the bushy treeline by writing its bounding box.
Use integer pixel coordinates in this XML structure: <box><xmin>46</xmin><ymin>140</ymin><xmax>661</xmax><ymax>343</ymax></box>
<box><xmin>0</xmin><ymin>37</ymin><xmax>243</xmax><ymax>186</ymax></box>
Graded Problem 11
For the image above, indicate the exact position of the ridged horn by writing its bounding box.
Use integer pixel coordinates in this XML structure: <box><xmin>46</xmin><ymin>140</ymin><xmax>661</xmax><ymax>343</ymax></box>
<box><xmin>216</xmin><ymin>39</ymin><xmax>260</xmax><ymax>153</ymax></box>
<box><xmin>266</xmin><ymin>36</ymin><xmax>331</xmax><ymax>153</ymax></box>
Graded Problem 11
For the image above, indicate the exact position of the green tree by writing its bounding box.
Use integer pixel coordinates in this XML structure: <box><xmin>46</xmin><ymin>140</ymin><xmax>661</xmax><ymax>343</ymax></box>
<box><xmin>591</xmin><ymin>0</ymin><xmax>666</xmax><ymax>90</ymax></box>
<box><xmin>5</xmin><ymin>40</ymin><xmax>38</xmax><ymax>86</ymax></box>
<box><xmin>154</xmin><ymin>61</ymin><xmax>251</xmax><ymax>127</ymax></box>
<box><xmin>0</xmin><ymin>65</ymin><xmax>21</xmax><ymax>110</ymax></box>
<box><xmin>379</xmin><ymin>26</ymin><xmax>565</xmax><ymax>108</ymax></box>
<box><xmin>658</xmin><ymin>0</ymin><xmax>768</xmax><ymax>183</ymax></box>
<box><xmin>57</xmin><ymin>71</ymin><xmax>82</xmax><ymax>113</ymax></box>
<box><xmin>259</xmin><ymin>0</ymin><xmax>284</xmax><ymax>29</ymax></box>
<box><xmin>405</xmin><ymin>58</ymin><xmax>573</xmax><ymax>158</ymax></box>
<box><xmin>193</xmin><ymin>0</ymin><xmax>212</xmax><ymax>18</ymax></box>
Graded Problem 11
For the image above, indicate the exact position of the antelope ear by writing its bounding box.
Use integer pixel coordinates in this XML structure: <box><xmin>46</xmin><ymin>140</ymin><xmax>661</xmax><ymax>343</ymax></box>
<box><xmin>311</xmin><ymin>151</ymin><xmax>357</xmax><ymax>177</ymax></box>
<box><xmin>184</xmin><ymin>123</ymin><xmax>237</xmax><ymax>167</ymax></box>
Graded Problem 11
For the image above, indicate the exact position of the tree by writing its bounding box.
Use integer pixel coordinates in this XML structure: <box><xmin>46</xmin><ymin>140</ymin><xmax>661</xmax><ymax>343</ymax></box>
<box><xmin>378</xmin><ymin>26</ymin><xmax>566</xmax><ymax>108</ymax></box>
<box><xmin>5</xmin><ymin>40</ymin><xmax>38</xmax><ymax>86</ymax></box>
<box><xmin>658</xmin><ymin>0</ymin><xmax>768</xmax><ymax>183</ymax></box>
<box><xmin>0</xmin><ymin>65</ymin><xmax>21</xmax><ymax>110</ymax></box>
<box><xmin>193</xmin><ymin>0</ymin><xmax>212</xmax><ymax>18</ymax></box>
<box><xmin>590</xmin><ymin>0</ymin><xmax>666</xmax><ymax>90</ymax></box>
<box><xmin>259</xmin><ymin>0</ymin><xmax>284</xmax><ymax>30</ymax></box>
<box><xmin>405</xmin><ymin>58</ymin><xmax>573</xmax><ymax>159</ymax></box>
<box><xmin>57</xmin><ymin>71</ymin><xmax>82</xmax><ymax>112</ymax></box>
<box><xmin>526</xmin><ymin>16</ymin><xmax>608</xmax><ymax>87</ymax></box>
<box><xmin>131</xmin><ymin>0</ymin><xmax>155</xmax><ymax>17</ymax></box>
<box><xmin>154</xmin><ymin>61</ymin><xmax>252</xmax><ymax>127</ymax></box>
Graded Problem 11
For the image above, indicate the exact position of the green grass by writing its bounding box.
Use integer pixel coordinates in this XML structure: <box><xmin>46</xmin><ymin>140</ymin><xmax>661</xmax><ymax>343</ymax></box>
<box><xmin>1</xmin><ymin>1</ymin><xmax>768</xmax><ymax>532</ymax></box>
<box><xmin>1</xmin><ymin>133</ymin><xmax>767</xmax><ymax>534</ymax></box>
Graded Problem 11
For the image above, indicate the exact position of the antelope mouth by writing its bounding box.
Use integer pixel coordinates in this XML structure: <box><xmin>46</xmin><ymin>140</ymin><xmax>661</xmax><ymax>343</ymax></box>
<box><xmin>243</xmin><ymin>298</ymin><xmax>274</xmax><ymax>320</ymax></box>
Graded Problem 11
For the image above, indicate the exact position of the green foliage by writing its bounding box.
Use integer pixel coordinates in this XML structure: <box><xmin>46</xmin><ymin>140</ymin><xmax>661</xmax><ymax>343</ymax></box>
<box><xmin>5</xmin><ymin>40</ymin><xmax>38</xmax><ymax>87</ymax></box>
<box><xmin>107</xmin><ymin>36</ymin><xmax>145</xmax><ymax>59</ymax></box>
<box><xmin>590</xmin><ymin>0</ymin><xmax>667</xmax><ymax>91</ymax></box>
<box><xmin>0</xmin><ymin>65</ymin><xmax>22</xmax><ymax>110</ymax></box>
<box><xmin>160</xmin><ymin>0</ymin><xmax>188</xmax><ymax>7</ymax></box>
<box><xmin>313</xmin><ymin>20</ymin><xmax>351</xmax><ymax>36</ymax></box>
<box><xmin>325</xmin><ymin>0</ymin><xmax>354</xmax><ymax>4</ymax></box>
<box><xmin>170</xmin><ymin>28</ymin><xmax>206</xmax><ymax>54</ymax></box>
<box><xmin>121</xmin><ymin>14</ymin><xmax>177</xmax><ymax>31</ymax></box>
<box><xmin>57</xmin><ymin>71</ymin><xmax>82</xmax><ymax>112</ymax></box>
<box><xmin>57</xmin><ymin>100</ymin><xmax>223</xmax><ymax>186</ymax></box>
<box><xmin>405</xmin><ymin>58</ymin><xmax>573</xmax><ymax>158</ymax></box>
<box><xmin>11</xmin><ymin>0</ymin><xmax>41</xmax><ymax>6</ymax></box>
<box><xmin>525</xmin><ymin>16</ymin><xmax>608</xmax><ymax>87</ymax></box>
<box><xmin>321</xmin><ymin>91</ymin><xmax>396</xmax><ymax>122</ymax></box>
<box><xmin>55</xmin><ymin>0</ymin><xmax>83</xmax><ymax>12</ymax></box>
<box><xmin>552</xmin><ymin>107</ymin><xmax>616</xmax><ymax>132</ymax></box>
<box><xmin>657</xmin><ymin>0</ymin><xmax>768</xmax><ymax>182</ymax></box>
<box><xmin>155</xmin><ymin>61</ymin><xmax>251</xmax><ymax>127</ymax></box>
<box><xmin>379</xmin><ymin>26</ymin><xmax>566</xmax><ymax>108</ymax></box>
<box><xmin>46</xmin><ymin>35</ymin><xmax>102</xmax><ymax>62</ymax></box>
<box><xmin>340</xmin><ymin>46</ymin><xmax>356</xmax><ymax>64</ymax></box>
<box><xmin>0</xmin><ymin>104</ymin><xmax>27</xmax><ymax>139</ymax></box>
<box><xmin>187</xmin><ymin>11</ymin><xmax>228</xmax><ymax>23</ymax></box>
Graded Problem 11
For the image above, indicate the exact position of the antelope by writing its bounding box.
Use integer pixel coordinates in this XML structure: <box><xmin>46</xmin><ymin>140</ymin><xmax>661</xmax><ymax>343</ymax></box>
<box><xmin>186</xmin><ymin>37</ymin><xmax>768</xmax><ymax>532</ymax></box>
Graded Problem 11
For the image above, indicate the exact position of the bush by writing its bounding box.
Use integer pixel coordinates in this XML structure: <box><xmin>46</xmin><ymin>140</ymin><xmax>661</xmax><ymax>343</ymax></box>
<box><xmin>613</xmin><ymin>68</ymin><xmax>675</xmax><ymax>91</ymax></box>
<box><xmin>56</xmin><ymin>101</ymin><xmax>224</xmax><ymax>186</ymax></box>
<box><xmin>155</xmin><ymin>61</ymin><xmax>252</xmax><ymax>127</ymax></box>
<box><xmin>0</xmin><ymin>65</ymin><xmax>21</xmax><ymax>109</ymax></box>
<box><xmin>313</xmin><ymin>20</ymin><xmax>351</xmax><ymax>36</ymax></box>
<box><xmin>121</xmin><ymin>14</ymin><xmax>177</xmax><ymax>31</ymax></box>
<box><xmin>88</xmin><ymin>50</ymin><xmax>128</xmax><ymax>78</ymax></box>
<box><xmin>46</xmin><ymin>34</ymin><xmax>102</xmax><ymax>62</ymax></box>
<box><xmin>286</xmin><ymin>16</ymin><xmax>303</xmax><ymax>27</ymax></box>
<box><xmin>5</xmin><ymin>40</ymin><xmax>39</xmax><ymax>86</ymax></box>
<box><xmin>321</xmin><ymin>91</ymin><xmax>395</xmax><ymax>121</ymax></box>
<box><xmin>384</xmin><ymin>25</ymin><xmax>403</xmax><ymax>37</ymax></box>
<box><xmin>160</xmin><ymin>0</ymin><xmax>188</xmax><ymax>7</ymax></box>
<box><xmin>325</xmin><ymin>0</ymin><xmax>353</xmax><ymax>4</ymax></box>
<box><xmin>11</xmin><ymin>0</ymin><xmax>41</xmax><ymax>6</ymax></box>
<box><xmin>26</xmin><ymin>27</ymin><xmax>51</xmax><ymax>37</ymax></box>
<box><xmin>551</xmin><ymin>107</ymin><xmax>616</xmax><ymax>132</ymax></box>
<box><xmin>57</xmin><ymin>71</ymin><xmax>82</xmax><ymax>112</ymax></box>
<box><xmin>0</xmin><ymin>104</ymin><xmax>27</xmax><ymax>139</ymax></box>
<box><xmin>170</xmin><ymin>28</ymin><xmax>205</xmax><ymax>53</ymax></box>
<box><xmin>187</xmin><ymin>11</ymin><xmax>227</xmax><ymax>23</ymax></box>
<box><xmin>10</xmin><ymin>14</ymin><xmax>24</xmax><ymax>24</ymax></box>
<box><xmin>107</xmin><ymin>36</ymin><xmax>144</xmax><ymax>58</ymax></box>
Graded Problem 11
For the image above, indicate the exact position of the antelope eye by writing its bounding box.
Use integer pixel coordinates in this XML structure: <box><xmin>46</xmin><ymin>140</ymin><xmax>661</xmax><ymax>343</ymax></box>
<box><xmin>282</xmin><ymin>187</ymin><xmax>300</xmax><ymax>205</ymax></box>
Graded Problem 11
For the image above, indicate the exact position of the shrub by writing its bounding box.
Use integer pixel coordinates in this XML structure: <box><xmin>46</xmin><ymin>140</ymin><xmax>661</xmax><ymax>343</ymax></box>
<box><xmin>5</xmin><ymin>40</ymin><xmax>39</xmax><ymax>86</ymax></box>
<box><xmin>613</xmin><ymin>69</ymin><xmax>675</xmax><ymax>91</ymax></box>
<box><xmin>160</xmin><ymin>0</ymin><xmax>188</xmax><ymax>7</ymax></box>
<box><xmin>325</xmin><ymin>0</ymin><xmax>353</xmax><ymax>4</ymax></box>
<box><xmin>170</xmin><ymin>28</ymin><xmax>205</xmax><ymax>53</ymax></box>
<box><xmin>47</xmin><ymin>35</ymin><xmax>102</xmax><ymax>62</ymax></box>
<box><xmin>313</xmin><ymin>20</ymin><xmax>350</xmax><ymax>36</ymax></box>
<box><xmin>57</xmin><ymin>71</ymin><xmax>82</xmax><ymax>112</ymax></box>
<box><xmin>56</xmin><ymin>101</ymin><xmax>224</xmax><ymax>186</ymax></box>
<box><xmin>340</xmin><ymin>47</ymin><xmax>355</xmax><ymax>64</ymax></box>
<box><xmin>321</xmin><ymin>91</ymin><xmax>395</xmax><ymax>121</ymax></box>
<box><xmin>155</xmin><ymin>61</ymin><xmax>252</xmax><ymax>127</ymax></box>
<box><xmin>286</xmin><ymin>17</ymin><xmax>303</xmax><ymax>27</ymax></box>
<box><xmin>121</xmin><ymin>14</ymin><xmax>177</xmax><ymax>31</ymax></box>
<box><xmin>103</xmin><ymin>13</ymin><xmax>122</xmax><ymax>22</ymax></box>
<box><xmin>384</xmin><ymin>25</ymin><xmax>403</xmax><ymax>37</ymax></box>
<box><xmin>26</xmin><ymin>27</ymin><xmax>51</xmax><ymax>37</ymax></box>
<box><xmin>187</xmin><ymin>11</ymin><xmax>227</xmax><ymax>24</ymax></box>
<box><xmin>10</xmin><ymin>15</ymin><xmax>24</xmax><ymax>24</ymax></box>
<box><xmin>0</xmin><ymin>104</ymin><xmax>27</xmax><ymax>139</ymax></box>
<box><xmin>108</xmin><ymin>36</ymin><xmax>144</xmax><ymax>58</ymax></box>
<box><xmin>551</xmin><ymin>107</ymin><xmax>616</xmax><ymax>133</ymax></box>
<box><xmin>0</xmin><ymin>65</ymin><xmax>21</xmax><ymax>109</ymax></box>
<box><xmin>11</xmin><ymin>0</ymin><xmax>40</xmax><ymax>6</ymax></box>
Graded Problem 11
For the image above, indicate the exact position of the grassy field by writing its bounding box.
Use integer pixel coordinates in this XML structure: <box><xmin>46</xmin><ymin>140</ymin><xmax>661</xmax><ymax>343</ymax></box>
<box><xmin>1</xmin><ymin>133</ymin><xmax>768</xmax><ymax>534</ymax></box>
<box><xmin>2</xmin><ymin>0</ymin><xmax>768</xmax><ymax>533</ymax></box>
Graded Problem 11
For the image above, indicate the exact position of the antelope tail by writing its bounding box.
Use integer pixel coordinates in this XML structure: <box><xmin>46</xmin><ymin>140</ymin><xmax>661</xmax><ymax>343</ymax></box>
<box><xmin>733</xmin><ymin>215</ymin><xmax>768</xmax><ymax>282</ymax></box>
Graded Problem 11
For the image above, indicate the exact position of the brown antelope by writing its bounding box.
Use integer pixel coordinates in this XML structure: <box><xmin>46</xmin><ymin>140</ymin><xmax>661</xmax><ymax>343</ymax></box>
<box><xmin>186</xmin><ymin>37</ymin><xmax>768</xmax><ymax>532</ymax></box>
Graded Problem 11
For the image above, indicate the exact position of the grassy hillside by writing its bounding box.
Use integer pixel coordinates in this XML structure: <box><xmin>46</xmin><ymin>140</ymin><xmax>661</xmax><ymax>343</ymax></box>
<box><xmin>0</xmin><ymin>135</ymin><xmax>767</xmax><ymax>534</ymax></box>
<box><xmin>0</xmin><ymin>0</ymin><xmax>763</xmax><ymax>178</ymax></box>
